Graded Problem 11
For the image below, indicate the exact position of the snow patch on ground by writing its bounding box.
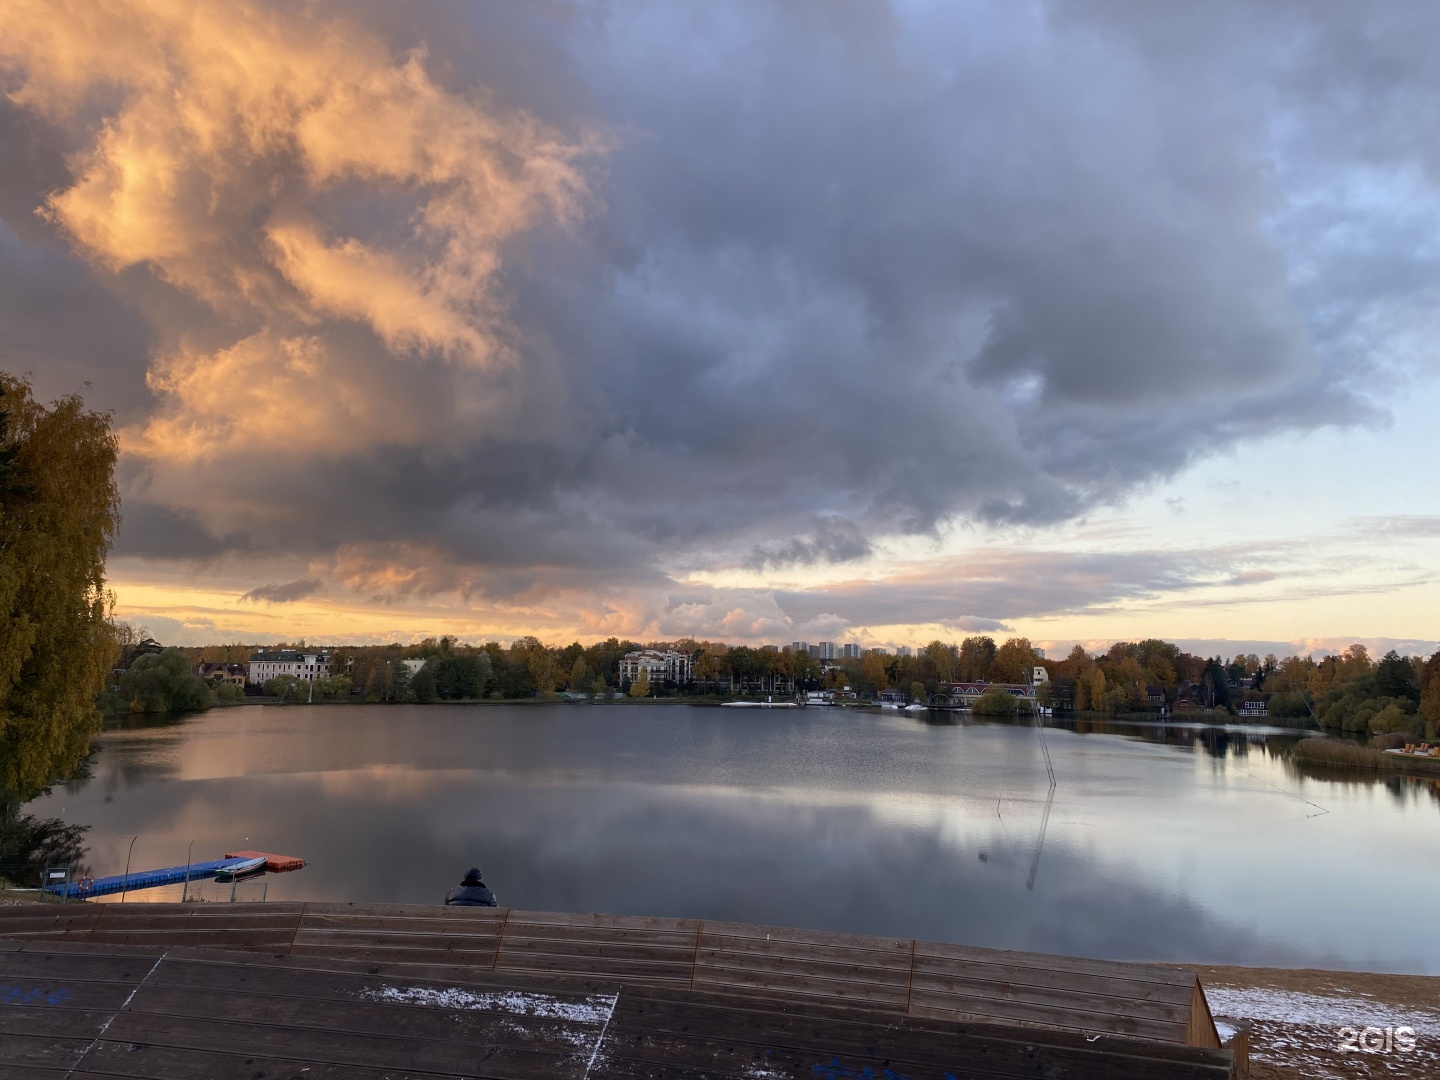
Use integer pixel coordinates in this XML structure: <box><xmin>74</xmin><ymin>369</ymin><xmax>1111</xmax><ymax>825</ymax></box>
<box><xmin>1206</xmin><ymin>986</ymin><xmax>1440</xmax><ymax>1080</ymax></box>
<box><xmin>360</xmin><ymin>984</ymin><xmax>617</xmax><ymax>1025</ymax></box>
<box><xmin>1205</xmin><ymin>987</ymin><xmax>1440</xmax><ymax>1037</ymax></box>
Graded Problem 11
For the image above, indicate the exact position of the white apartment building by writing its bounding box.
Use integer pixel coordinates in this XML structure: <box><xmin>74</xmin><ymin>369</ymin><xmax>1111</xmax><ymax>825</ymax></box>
<box><xmin>618</xmin><ymin>649</ymin><xmax>693</xmax><ymax>686</ymax></box>
<box><xmin>248</xmin><ymin>650</ymin><xmax>330</xmax><ymax>684</ymax></box>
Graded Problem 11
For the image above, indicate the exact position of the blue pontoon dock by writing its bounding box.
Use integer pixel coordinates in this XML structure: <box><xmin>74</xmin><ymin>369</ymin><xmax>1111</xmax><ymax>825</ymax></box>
<box><xmin>44</xmin><ymin>857</ymin><xmax>262</xmax><ymax>899</ymax></box>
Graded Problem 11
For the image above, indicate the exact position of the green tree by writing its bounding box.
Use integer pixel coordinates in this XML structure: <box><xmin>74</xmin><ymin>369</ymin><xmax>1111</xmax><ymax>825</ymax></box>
<box><xmin>411</xmin><ymin>662</ymin><xmax>437</xmax><ymax>703</ymax></box>
<box><xmin>264</xmin><ymin>674</ymin><xmax>299</xmax><ymax>700</ymax></box>
<box><xmin>568</xmin><ymin>656</ymin><xmax>592</xmax><ymax>693</ymax></box>
<box><xmin>629</xmin><ymin>671</ymin><xmax>651</xmax><ymax>698</ymax></box>
<box><xmin>973</xmin><ymin>686</ymin><xmax>1019</xmax><ymax>716</ymax></box>
<box><xmin>0</xmin><ymin>376</ymin><xmax>121</xmax><ymax>798</ymax></box>
<box><xmin>1375</xmin><ymin>650</ymin><xmax>1420</xmax><ymax>702</ymax></box>
<box><xmin>121</xmin><ymin>649</ymin><xmax>214</xmax><ymax>714</ymax></box>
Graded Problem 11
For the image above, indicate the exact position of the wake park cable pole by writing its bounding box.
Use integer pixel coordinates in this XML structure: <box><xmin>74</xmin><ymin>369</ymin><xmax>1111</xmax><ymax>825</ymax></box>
<box><xmin>1026</xmin><ymin>717</ymin><xmax>1057</xmax><ymax>891</ymax></box>
<box><xmin>120</xmin><ymin>836</ymin><xmax>137</xmax><ymax>903</ymax></box>
<box><xmin>183</xmin><ymin>839</ymin><xmax>195</xmax><ymax>902</ymax></box>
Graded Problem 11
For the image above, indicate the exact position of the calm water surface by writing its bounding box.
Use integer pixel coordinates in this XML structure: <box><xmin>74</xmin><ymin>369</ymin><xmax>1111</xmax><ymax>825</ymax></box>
<box><xmin>31</xmin><ymin>703</ymin><xmax>1440</xmax><ymax>973</ymax></box>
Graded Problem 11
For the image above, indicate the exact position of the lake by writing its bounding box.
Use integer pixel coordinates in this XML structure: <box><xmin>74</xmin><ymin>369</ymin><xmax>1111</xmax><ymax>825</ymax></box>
<box><xmin>29</xmin><ymin>702</ymin><xmax>1440</xmax><ymax>973</ymax></box>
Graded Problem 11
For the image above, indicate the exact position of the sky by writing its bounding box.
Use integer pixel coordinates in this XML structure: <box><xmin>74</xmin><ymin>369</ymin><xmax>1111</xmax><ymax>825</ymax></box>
<box><xmin>3</xmin><ymin>0</ymin><xmax>1438</xmax><ymax>656</ymax></box>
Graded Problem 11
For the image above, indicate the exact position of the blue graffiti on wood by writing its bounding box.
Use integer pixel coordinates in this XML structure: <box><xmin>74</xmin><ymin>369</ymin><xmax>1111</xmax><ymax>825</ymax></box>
<box><xmin>0</xmin><ymin>984</ymin><xmax>71</xmax><ymax>1006</ymax></box>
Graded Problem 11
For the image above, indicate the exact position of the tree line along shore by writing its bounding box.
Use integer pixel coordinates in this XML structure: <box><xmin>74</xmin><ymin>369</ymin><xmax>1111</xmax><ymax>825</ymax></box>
<box><xmin>117</xmin><ymin>632</ymin><xmax>1440</xmax><ymax>739</ymax></box>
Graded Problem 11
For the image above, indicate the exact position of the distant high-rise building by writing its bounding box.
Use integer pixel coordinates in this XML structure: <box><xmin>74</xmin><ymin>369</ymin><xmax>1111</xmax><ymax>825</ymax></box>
<box><xmin>817</xmin><ymin>642</ymin><xmax>837</xmax><ymax>659</ymax></box>
<box><xmin>761</xmin><ymin>644</ymin><xmax>779</xmax><ymax>652</ymax></box>
<box><xmin>870</xmin><ymin>647</ymin><xmax>887</xmax><ymax>656</ymax></box>
<box><xmin>791</xmin><ymin>642</ymin><xmax>811</xmax><ymax>655</ymax></box>
<box><xmin>897</xmin><ymin>646</ymin><xmax>914</xmax><ymax>658</ymax></box>
<box><xmin>841</xmin><ymin>643</ymin><xmax>862</xmax><ymax>659</ymax></box>
<box><xmin>1034</xmin><ymin>647</ymin><xmax>1046</xmax><ymax>659</ymax></box>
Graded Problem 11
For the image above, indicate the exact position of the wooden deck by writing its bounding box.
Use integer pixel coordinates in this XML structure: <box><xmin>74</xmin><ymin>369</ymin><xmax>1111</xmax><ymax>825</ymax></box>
<box><xmin>0</xmin><ymin>903</ymin><xmax>1236</xmax><ymax>1079</ymax></box>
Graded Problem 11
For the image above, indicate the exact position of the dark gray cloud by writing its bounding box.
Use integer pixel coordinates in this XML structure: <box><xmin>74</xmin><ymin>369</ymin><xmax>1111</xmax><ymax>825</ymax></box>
<box><xmin>744</xmin><ymin>517</ymin><xmax>873</xmax><ymax>571</ymax></box>
<box><xmin>240</xmin><ymin>579</ymin><xmax>323</xmax><ymax>605</ymax></box>
<box><xmin>3</xmin><ymin>0</ymin><xmax>1438</xmax><ymax>608</ymax></box>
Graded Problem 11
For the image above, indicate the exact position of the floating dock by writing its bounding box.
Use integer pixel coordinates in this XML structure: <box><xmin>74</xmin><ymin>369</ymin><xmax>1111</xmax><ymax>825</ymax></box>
<box><xmin>43</xmin><ymin>851</ymin><xmax>306</xmax><ymax>899</ymax></box>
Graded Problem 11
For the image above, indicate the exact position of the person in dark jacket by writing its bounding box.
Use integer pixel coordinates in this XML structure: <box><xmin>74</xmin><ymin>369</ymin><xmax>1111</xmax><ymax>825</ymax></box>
<box><xmin>444</xmin><ymin>867</ymin><xmax>497</xmax><ymax>907</ymax></box>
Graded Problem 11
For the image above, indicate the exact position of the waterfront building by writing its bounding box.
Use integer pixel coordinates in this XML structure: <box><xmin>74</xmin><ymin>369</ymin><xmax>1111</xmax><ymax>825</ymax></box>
<box><xmin>248</xmin><ymin>649</ymin><xmax>330</xmax><ymax>684</ymax></box>
<box><xmin>939</xmin><ymin>681</ymin><xmax>1037</xmax><ymax>704</ymax></box>
<box><xmin>618</xmin><ymin>649</ymin><xmax>694</xmax><ymax>686</ymax></box>
<box><xmin>196</xmin><ymin>662</ymin><xmax>247</xmax><ymax>688</ymax></box>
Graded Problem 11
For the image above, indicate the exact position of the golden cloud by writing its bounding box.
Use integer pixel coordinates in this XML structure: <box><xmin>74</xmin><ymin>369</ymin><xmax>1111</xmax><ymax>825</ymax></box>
<box><xmin>2</xmin><ymin>0</ymin><xmax>599</xmax><ymax>464</ymax></box>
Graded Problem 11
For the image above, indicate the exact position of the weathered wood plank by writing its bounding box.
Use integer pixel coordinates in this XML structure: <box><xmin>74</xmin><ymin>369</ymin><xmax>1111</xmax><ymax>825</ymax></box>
<box><xmin>288</xmin><ymin>944</ymin><xmax>504</xmax><ymax>969</ymax></box>
<box><xmin>696</xmin><ymin>947</ymin><xmax>913</xmax><ymax>987</ymax></box>
<box><xmin>695</xmin><ymin>931</ymin><xmax>912</xmax><ymax>969</ymax></box>
<box><xmin>907</xmin><ymin>969</ymin><xmax>1192</xmax><ymax>1022</ymax></box>
<box><xmin>0</xmin><ymin>974</ymin><xmax>145</xmax><ymax>1016</ymax></box>
<box><xmin>914</xmin><ymin>939</ymin><xmax>1195</xmax><ymax>987</ymax></box>
<box><xmin>0</xmin><ymin>906</ymin><xmax>102</xmax><ymax>939</ymax></box>
<box><xmin>0</xmin><ymin>945</ymin><xmax>166</xmax><ymax>984</ymax></box>
<box><xmin>145</xmin><ymin>952</ymin><xmax>620</xmax><ymax>1013</ymax></box>
<box><xmin>701</xmin><ymin>920</ymin><xmax>911</xmax><ymax>953</ymax></box>
<box><xmin>501</xmin><ymin>924</ymin><xmax>696</xmax><ymax>948</ymax></box>
<box><xmin>0</xmin><ymin>1034</ymin><xmax>92</xmax><ymax>1072</ymax></box>
<box><xmin>692</xmin><ymin>962</ymin><xmax>911</xmax><ymax>1010</ymax></box>
<box><xmin>907</xmin><ymin>995</ymin><xmax>1182</xmax><ymax>1044</ymax></box>
<box><xmin>498</xmin><ymin>937</ymin><xmax>694</xmax><ymax>965</ymax></box>
<box><xmin>910</xmin><ymin>954</ymin><xmax>1196</xmax><ymax>1006</ymax></box>
<box><xmin>303</xmin><ymin>900</ymin><xmax>509</xmax><ymax>922</ymax></box>
<box><xmin>593</xmin><ymin>987</ymin><xmax>1232</xmax><ymax>1080</ymax></box>
<box><xmin>503</xmin><ymin>910</ymin><xmax>697</xmax><ymax>934</ymax></box>
<box><xmin>0</xmin><ymin>1067</ymin><xmax>71</xmax><ymax>1080</ymax></box>
<box><xmin>183</xmin><ymin>947</ymin><xmax>626</xmax><ymax>997</ymax></box>
<box><xmin>496</xmin><ymin>953</ymin><xmax>695</xmax><ymax>985</ymax></box>
<box><xmin>86</xmin><ymin>903</ymin><xmax>302</xmax><ymax>951</ymax></box>
<box><xmin>290</xmin><ymin>927</ymin><xmax>501</xmax><ymax>944</ymax></box>
<box><xmin>103</xmin><ymin>1009</ymin><xmax>597</xmax><ymax>1079</ymax></box>
<box><xmin>73</xmin><ymin>1042</ymin><xmax>447</xmax><ymax>1080</ymax></box>
<box><xmin>125</xmin><ymin>981</ymin><xmax>615</xmax><ymax>1055</ymax></box>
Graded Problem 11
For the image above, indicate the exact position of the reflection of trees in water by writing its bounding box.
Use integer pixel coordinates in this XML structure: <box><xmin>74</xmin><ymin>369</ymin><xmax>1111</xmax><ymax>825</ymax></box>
<box><xmin>902</xmin><ymin>709</ymin><xmax>1438</xmax><ymax>814</ymax></box>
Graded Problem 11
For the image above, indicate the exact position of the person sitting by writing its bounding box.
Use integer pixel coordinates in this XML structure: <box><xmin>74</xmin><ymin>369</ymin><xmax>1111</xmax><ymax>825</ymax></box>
<box><xmin>444</xmin><ymin>867</ymin><xmax>497</xmax><ymax>907</ymax></box>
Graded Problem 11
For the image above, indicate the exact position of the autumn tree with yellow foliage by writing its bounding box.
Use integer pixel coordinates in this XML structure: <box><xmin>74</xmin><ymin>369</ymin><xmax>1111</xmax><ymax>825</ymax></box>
<box><xmin>0</xmin><ymin>376</ymin><xmax>120</xmax><ymax>798</ymax></box>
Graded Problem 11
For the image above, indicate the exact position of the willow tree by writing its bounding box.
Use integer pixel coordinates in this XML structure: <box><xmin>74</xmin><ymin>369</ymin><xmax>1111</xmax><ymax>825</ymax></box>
<box><xmin>0</xmin><ymin>375</ymin><xmax>120</xmax><ymax>798</ymax></box>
